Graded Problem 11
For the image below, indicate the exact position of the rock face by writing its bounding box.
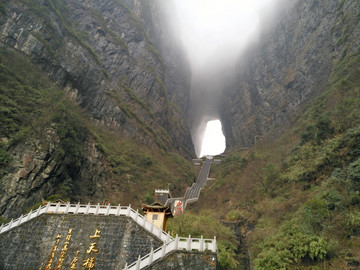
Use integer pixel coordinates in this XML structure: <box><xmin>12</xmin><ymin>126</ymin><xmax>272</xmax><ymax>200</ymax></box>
<box><xmin>0</xmin><ymin>0</ymin><xmax>194</xmax><ymax>219</ymax></box>
<box><xmin>220</xmin><ymin>0</ymin><xmax>360</xmax><ymax>148</ymax></box>
<box><xmin>1</xmin><ymin>0</ymin><xmax>359</xmax><ymax>221</ymax></box>
<box><xmin>0</xmin><ymin>132</ymin><xmax>112</xmax><ymax>219</ymax></box>
<box><xmin>0</xmin><ymin>0</ymin><xmax>193</xmax><ymax>154</ymax></box>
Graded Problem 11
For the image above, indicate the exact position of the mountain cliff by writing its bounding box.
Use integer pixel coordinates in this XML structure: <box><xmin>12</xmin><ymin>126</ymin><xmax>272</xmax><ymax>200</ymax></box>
<box><xmin>186</xmin><ymin>0</ymin><xmax>360</xmax><ymax>268</ymax></box>
<box><xmin>1</xmin><ymin>0</ymin><xmax>193</xmax><ymax>152</ymax></box>
<box><xmin>0</xmin><ymin>0</ymin><xmax>195</xmax><ymax>219</ymax></box>
<box><xmin>1</xmin><ymin>0</ymin><xmax>360</xmax><ymax>268</ymax></box>
<box><xmin>221</xmin><ymin>0</ymin><xmax>360</xmax><ymax>148</ymax></box>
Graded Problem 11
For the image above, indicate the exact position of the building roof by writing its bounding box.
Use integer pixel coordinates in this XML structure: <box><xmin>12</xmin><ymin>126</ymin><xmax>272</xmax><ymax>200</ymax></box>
<box><xmin>141</xmin><ymin>202</ymin><xmax>173</xmax><ymax>216</ymax></box>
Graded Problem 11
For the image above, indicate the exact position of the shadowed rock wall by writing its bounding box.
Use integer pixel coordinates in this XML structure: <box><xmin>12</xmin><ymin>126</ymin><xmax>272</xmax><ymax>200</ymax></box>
<box><xmin>221</xmin><ymin>0</ymin><xmax>360</xmax><ymax>148</ymax></box>
<box><xmin>0</xmin><ymin>0</ymin><xmax>194</xmax><ymax>219</ymax></box>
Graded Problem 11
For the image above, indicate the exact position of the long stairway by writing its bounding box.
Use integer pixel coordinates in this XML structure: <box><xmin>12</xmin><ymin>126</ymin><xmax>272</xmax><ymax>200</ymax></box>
<box><xmin>184</xmin><ymin>157</ymin><xmax>212</xmax><ymax>202</ymax></box>
<box><xmin>164</xmin><ymin>157</ymin><xmax>213</xmax><ymax>212</ymax></box>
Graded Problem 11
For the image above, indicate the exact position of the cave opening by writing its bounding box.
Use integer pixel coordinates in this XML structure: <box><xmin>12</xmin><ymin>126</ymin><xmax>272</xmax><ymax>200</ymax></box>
<box><xmin>199</xmin><ymin>119</ymin><xmax>226</xmax><ymax>158</ymax></box>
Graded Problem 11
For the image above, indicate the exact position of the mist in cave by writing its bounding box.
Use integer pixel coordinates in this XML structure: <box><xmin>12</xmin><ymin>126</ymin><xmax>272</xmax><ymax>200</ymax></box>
<box><xmin>170</xmin><ymin>0</ymin><xmax>279</xmax><ymax>157</ymax></box>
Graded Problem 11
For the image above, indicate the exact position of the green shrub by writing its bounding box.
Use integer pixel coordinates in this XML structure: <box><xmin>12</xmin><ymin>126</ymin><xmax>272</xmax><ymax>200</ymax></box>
<box><xmin>0</xmin><ymin>146</ymin><xmax>12</xmax><ymax>168</ymax></box>
<box><xmin>347</xmin><ymin>210</ymin><xmax>360</xmax><ymax>231</ymax></box>
<box><xmin>0</xmin><ymin>3</ymin><xmax>6</xmax><ymax>15</ymax></box>
<box><xmin>218</xmin><ymin>241</ymin><xmax>239</xmax><ymax>269</ymax></box>
<box><xmin>139</xmin><ymin>156</ymin><xmax>153</xmax><ymax>167</ymax></box>
<box><xmin>301</xmin><ymin>125</ymin><xmax>315</xmax><ymax>144</ymax></box>
<box><xmin>167</xmin><ymin>210</ymin><xmax>237</xmax><ymax>268</ymax></box>
<box><xmin>254</xmin><ymin>220</ymin><xmax>335</xmax><ymax>269</ymax></box>
<box><xmin>348</xmin><ymin>158</ymin><xmax>360</xmax><ymax>189</ymax></box>
<box><xmin>322</xmin><ymin>189</ymin><xmax>345</xmax><ymax>210</ymax></box>
<box><xmin>254</xmin><ymin>247</ymin><xmax>292</xmax><ymax>270</ymax></box>
<box><xmin>227</xmin><ymin>209</ymin><xmax>243</xmax><ymax>221</ymax></box>
<box><xmin>302</xmin><ymin>198</ymin><xmax>329</xmax><ymax>233</ymax></box>
<box><xmin>315</xmin><ymin>114</ymin><xmax>334</xmax><ymax>142</ymax></box>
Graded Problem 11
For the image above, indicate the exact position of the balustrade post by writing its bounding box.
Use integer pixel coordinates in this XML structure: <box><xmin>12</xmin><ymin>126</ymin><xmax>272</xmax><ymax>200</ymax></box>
<box><xmin>149</xmin><ymin>247</ymin><xmax>154</xmax><ymax>265</ymax></box>
<box><xmin>161</xmin><ymin>243</ymin><xmax>166</xmax><ymax>257</ymax></box>
<box><xmin>0</xmin><ymin>223</ymin><xmax>3</xmax><ymax>233</ymax></box>
<box><xmin>142</xmin><ymin>216</ymin><xmax>146</xmax><ymax>227</ymax></box>
<box><xmin>45</xmin><ymin>202</ymin><xmax>50</xmax><ymax>213</ymax></box>
<box><xmin>8</xmin><ymin>219</ymin><xmax>14</xmax><ymax>230</ymax></box>
<box><xmin>150</xmin><ymin>221</ymin><xmax>154</xmax><ymax>233</ymax></box>
<box><xmin>74</xmin><ymin>202</ymin><xmax>80</xmax><ymax>214</ymax></box>
<box><xmin>127</xmin><ymin>204</ymin><xmax>131</xmax><ymax>216</ymax></box>
<box><xmin>158</xmin><ymin>227</ymin><xmax>162</xmax><ymax>239</ymax></box>
<box><xmin>116</xmin><ymin>204</ymin><xmax>121</xmax><ymax>216</ymax></box>
<box><xmin>95</xmin><ymin>203</ymin><xmax>100</xmax><ymax>215</ymax></box>
<box><xmin>55</xmin><ymin>202</ymin><xmax>60</xmax><ymax>213</ymax></box>
<box><xmin>36</xmin><ymin>204</ymin><xmax>42</xmax><ymax>216</ymax></box>
<box><xmin>17</xmin><ymin>215</ymin><xmax>23</xmax><ymax>226</ymax></box>
<box><xmin>187</xmin><ymin>235</ymin><xmax>191</xmax><ymax>251</ymax></box>
<box><xmin>106</xmin><ymin>204</ymin><xmax>110</xmax><ymax>216</ymax></box>
<box><xmin>136</xmin><ymin>255</ymin><xmax>141</xmax><ymax>270</ymax></box>
<box><xmin>26</xmin><ymin>212</ymin><xmax>31</xmax><ymax>222</ymax></box>
<box><xmin>85</xmin><ymin>203</ymin><xmax>90</xmax><ymax>215</ymax></box>
<box><xmin>174</xmin><ymin>234</ymin><xmax>179</xmax><ymax>250</ymax></box>
<box><xmin>166</xmin><ymin>231</ymin><xmax>170</xmax><ymax>243</ymax></box>
<box><xmin>65</xmin><ymin>202</ymin><xmax>70</xmax><ymax>214</ymax></box>
<box><xmin>124</xmin><ymin>263</ymin><xmax>128</xmax><ymax>270</ymax></box>
<box><xmin>212</xmin><ymin>236</ymin><xmax>217</xmax><ymax>253</ymax></box>
<box><xmin>200</xmin><ymin>235</ymin><xmax>204</xmax><ymax>252</ymax></box>
<box><xmin>135</xmin><ymin>209</ymin><xmax>139</xmax><ymax>223</ymax></box>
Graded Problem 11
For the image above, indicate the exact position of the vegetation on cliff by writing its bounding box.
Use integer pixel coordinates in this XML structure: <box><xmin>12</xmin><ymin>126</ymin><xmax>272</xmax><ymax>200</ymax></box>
<box><xmin>193</xmin><ymin>41</ymin><xmax>360</xmax><ymax>269</ymax></box>
<box><xmin>0</xmin><ymin>46</ymin><xmax>195</xmax><ymax>219</ymax></box>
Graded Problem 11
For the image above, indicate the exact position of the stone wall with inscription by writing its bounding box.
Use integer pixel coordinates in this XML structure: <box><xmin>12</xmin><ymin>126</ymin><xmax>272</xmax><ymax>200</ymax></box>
<box><xmin>0</xmin><ymin>214</ymin><xmax>162</xmax><ymax>270</ymax></box>
<box><xmin>146</xmin><ymin>251</ymin><xmax>218</xmax><ymax>270</ymax></box>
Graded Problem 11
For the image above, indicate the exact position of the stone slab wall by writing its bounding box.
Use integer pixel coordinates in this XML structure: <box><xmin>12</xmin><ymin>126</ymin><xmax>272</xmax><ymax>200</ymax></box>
<box><xmin>0</xmin><ymin>214</ymin><xmax>162</xmax><ymax>270</ymax></box>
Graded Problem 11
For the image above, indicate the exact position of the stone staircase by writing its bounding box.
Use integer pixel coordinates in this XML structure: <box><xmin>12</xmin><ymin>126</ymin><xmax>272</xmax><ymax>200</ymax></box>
<box><xmin>164</xmin><ymin>157</ymin><xmax>213</xmax><ymax>212</ymax></box>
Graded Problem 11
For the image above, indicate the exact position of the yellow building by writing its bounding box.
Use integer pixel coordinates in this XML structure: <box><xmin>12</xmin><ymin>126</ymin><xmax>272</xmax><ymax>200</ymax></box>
<box><xmin>141</xmin><ymin>202</ymin><xmax>173</xmax><ymax>231</ymax></box>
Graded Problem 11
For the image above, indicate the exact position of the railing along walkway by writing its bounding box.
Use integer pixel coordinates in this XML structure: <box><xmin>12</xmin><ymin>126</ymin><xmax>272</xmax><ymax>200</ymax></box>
<box><xmin>0</xmin><ymin>202</ymin><xmax>173</xmax><ymax>243</ymax></box>
<box><xmin>124</xmin><ymin>234</ymin><xmax>217</xmax><ymax>270</ymax></box>
<box><xmin>183</xmin><ymin>157</ymin><xmax>212</xmax><ymax>208</ymax></box>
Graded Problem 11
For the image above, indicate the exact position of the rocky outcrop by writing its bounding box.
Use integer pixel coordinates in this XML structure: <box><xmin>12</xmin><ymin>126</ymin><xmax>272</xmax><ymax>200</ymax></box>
<box><xmin>221</xmin><ymin>0</ymin><xmax>360</xmax><ymax>148</ymax></box>
<box><xmin>0</xmin><ymin>127</ymin><xmax>112</xmax><ymax>219</ymax></box>
<box><xmin>0</xmin><ymin>0</ymin><xmax>194</xmax><ymax>155</ymax></box>
<box><xmin>0</xmin><ymin>0</ymin><xmax>195</xmax><ymax>219</ymax></box>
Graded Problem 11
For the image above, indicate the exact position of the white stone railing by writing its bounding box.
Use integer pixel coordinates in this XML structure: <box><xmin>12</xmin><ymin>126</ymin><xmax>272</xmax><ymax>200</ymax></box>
<box><xmin>124</xmin><ymin>235</ymin><xmax>217</xmax><ymax>270</ymax></box>
<box><xmin>154</xmin><ymin>189</ymin><xmax>169</xmax><ymax>193</ymax></box>
<box><xmin>0</xmin><ymin>202</ymin><xmax>173</xmax><ymax>243</ymax></box>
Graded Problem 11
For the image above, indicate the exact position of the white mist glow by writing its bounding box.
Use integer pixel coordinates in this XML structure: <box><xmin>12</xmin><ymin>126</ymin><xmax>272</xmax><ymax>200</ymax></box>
<box><xmin>173</xmin><ymin>0</ymin><xmax>275</xmax><ymax>70</ymax></box>
<box><xmin>200</xmin><ymin>120</ymin><xmax>226</xmax><ymax>157</ymax></box>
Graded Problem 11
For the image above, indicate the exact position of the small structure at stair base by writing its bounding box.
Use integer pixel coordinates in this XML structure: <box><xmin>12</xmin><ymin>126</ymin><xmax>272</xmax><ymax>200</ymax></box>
<box><xmin>141</xmin><ymin>202</ymin><xmax>173</xmax><ymax>231</ymax></box>
<box><xmin>154</xmin><ymin>189</ymin><xmax>172</xmax><ymax>205</ymax></box>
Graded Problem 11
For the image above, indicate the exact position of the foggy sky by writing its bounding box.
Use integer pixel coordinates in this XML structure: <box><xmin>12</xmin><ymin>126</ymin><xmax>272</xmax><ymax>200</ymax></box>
<box><xmin>172</xmin><ymin>0</ymin><xmax>278</xmax><ymax>71</ymax></box>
